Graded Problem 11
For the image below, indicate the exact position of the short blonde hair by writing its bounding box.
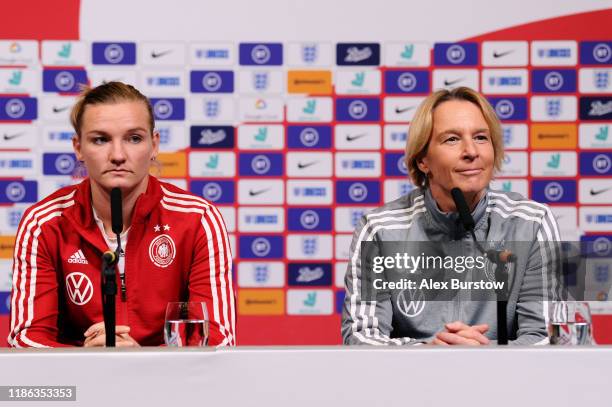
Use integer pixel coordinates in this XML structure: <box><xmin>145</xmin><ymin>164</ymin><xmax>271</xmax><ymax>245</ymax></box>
<box><xmin>70</xmin><ymin>81</ymin><xmax>155</xmax><ymax>137</ymax></box>
<box><xmin>405</xmin><ymin>87</ymin><xmax>504</xmax><ymax>187</ymax></box>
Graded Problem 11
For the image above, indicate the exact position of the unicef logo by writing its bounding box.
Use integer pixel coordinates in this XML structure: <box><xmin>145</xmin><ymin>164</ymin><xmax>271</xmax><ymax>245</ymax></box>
<box><xmin>251</xmin><ymin>155</ymin><xmax>271</xmax><ymax>175</ymax></box>
<box><xmin>397</xmin><ymin>156</ymin><xmax>408</xmax><ymax>175</ymax></box>
<box><xmin>54</xmin><ymin>71</ymin><xmax>76</xmax><ymax>92</ymax></box>
<box><xmin>348</xmin><ymin>182</ymin><xmax>368</xmax><ymax>202</ymax></box>
<box><xmin>54</xmin><ymin>154</ymin><xmax>75</xmax><ymax>175</ymax></box>
<box><xmin>544</xmin><ymin>182</ymin><xmax>564</xmax><ymax>202</ymax></box>
<box><xmin>104</xmin><ymin>44</ymin><xmax>124</xmax><ymax>64</ymax></box>
<box><xmin>202</xmin><ymin>72</ymin><xmax>222</xmax><ymax>92</ymax></box>
<box><xmin>593</xmin><ymin>154</ymin><xmax>611</xmax><ymax>174</ymax></box>
<box><xmin>544</xmin><ymin>71</ymin><xmax>564</xmax><ymax>91</ymax></box>
<box><xmin>495</xmin><ymin>99</ymin><xmax>515</xmax><ymax>119</ymax></box>
<box><xmin>348</xmin><ymin>100</ymin><xmax>368</xmax><ymax>120</ymax></box>
<box><xmin>446</xmin><ymin>45</ymin><xmax>466</xmax><ymax>64</ymax></box>
<box><xmin>299</xmin><ymin>127</ymin><xmax>319</xmax><ymax>147</ymax></box>
<box><xmin>5</xmin><ymin>98</ymin><xmax>26</xmax><ymax>119</ymax></box>
<box><xmin>251</xmin><ymin>45</ymin><xmax>271</xmax><ymax>64</ymax></box>
<box><xmin>593</xmin><ymin>43</ymin><xmax>611</xmax><ymax>63</ymax></box>
<box><xmin>251</xmin><ymin>237</ymin><xmax>271</xmax><ymax>257</ymax></box>
<box><xmin>202</xmin><ymin>182</ymin><xmax>222</xmax><ymax>202</ymax></box>
<box><xmin>593</xmin><ymin>237</ymin><xmax>612</xmax><ymax>256</ymax></box>
<box><xmin>153</xmin><ymin>100</ymin><xmax>173</xmax><ymax>120</ymax></box>
<box><xmin>397</xmin><ymin>72</ymin><xmax>417</xmax><ymax>92</ymax></box>
<box><xmin>5</xmin><ymin>182</ymin><xmax>25</xmax><ymax>202</ymax></box>
<box><xmin>300</xmin><ymin>210</ymin><xmax>320</xmax><ymax>230</ymax></box>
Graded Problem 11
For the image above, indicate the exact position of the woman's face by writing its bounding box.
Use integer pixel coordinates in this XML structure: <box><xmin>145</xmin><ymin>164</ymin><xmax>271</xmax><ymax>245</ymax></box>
<box><xmin>418</xmin><ymin>100</ymin><xmax>495</xmax><ymax>201</ymax></box>
<box><xmin>73</xmin><ymin>101</ymin><xmax>159</xmax><ymax>195</ymax></box>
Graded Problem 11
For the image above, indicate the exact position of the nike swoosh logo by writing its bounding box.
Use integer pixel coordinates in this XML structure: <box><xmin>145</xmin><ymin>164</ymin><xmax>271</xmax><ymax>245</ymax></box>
<box><xmin>3</xmin><ymin>132</ymin><xmax>25</xmax><ymax>141</ymax></box>
<box><xmin>151</xmin><ymin>50</ymin><xmax>172</xmax><ymax>59</ymax></box>
<box><xmin>346</xmin><ymin>133</ymin><xmax>367</xmax><ymax>142</ymax></box>
<box><xmin>443</xmin><ymin>78</ymin><xmax>464</xmax><ymax>86</ymax></box>
<box><xmin>297</xmin><ymin>161</ymin><xmax>317</xmax><ymax>169</ymax></box>
<box><xmin>249</xmin><ymin>188</ymin><xmax>269</xmax><ymax>197</ymax></box>
<box><xmin>394</xmin><ymin>106</ymin><xmax>415</xmax><ymax>114</ymax></box>
<box><xmin>590</xmin><ymin>188</ymin><xmax>612</xmax><ymax>196</ymax></box>
<box><xmin>493</xmin><ymin>50</ymin><xmax>514</xmax><ymax>58</ymax></box>
<box><xmin>52</xmin><ymin>106</ymin><xmax>70</xmax><ymax>114</ymax></box>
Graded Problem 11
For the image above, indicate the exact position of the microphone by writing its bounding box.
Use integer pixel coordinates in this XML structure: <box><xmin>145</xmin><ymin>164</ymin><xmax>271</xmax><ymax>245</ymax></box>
<box><xmin>111</xmin><ymin>187</ymin><xmax>123</xmax><ymax>235</ymax></box>
<box><xmin>102</xmin><ymin>250</ymin><xmax>117</xmax><ymax>264</ymax></box>
<box><xmin>451</xmin><ymin>187</ymin><xmax>475</xmax><ymax>232</ymax></box>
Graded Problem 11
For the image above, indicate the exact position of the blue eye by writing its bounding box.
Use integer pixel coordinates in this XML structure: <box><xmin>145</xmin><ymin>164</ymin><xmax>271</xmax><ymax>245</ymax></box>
<box><xmin>92</xmin><ymin>136</ymin><xmax>107</xmax><ymax>145</ymax></box>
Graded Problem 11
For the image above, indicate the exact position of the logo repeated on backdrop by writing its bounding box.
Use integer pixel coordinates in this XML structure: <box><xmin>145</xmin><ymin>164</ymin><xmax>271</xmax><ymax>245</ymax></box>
<box><xmin>190</xmin><ymin>126</ymin><xmax>235</xmax><ymax>149</ymax></box>
<box><xmin>92</xmin><ymin>42</ymin><xmax>137</xmax><ymax>65</ymax></box>
<box><xmin>336</xmin><ymin>43</ymin><xmax>380</xmax><ymax>66</ymax></box>
<box><xmin>0</xmin><ymin>36</ymin><xmax>611</xmax><ymax>337</ymax></box>
<box><xmin>433</xmin><ymin>43</ymin><xmax>478</xmax><ymax>66</ymax></box>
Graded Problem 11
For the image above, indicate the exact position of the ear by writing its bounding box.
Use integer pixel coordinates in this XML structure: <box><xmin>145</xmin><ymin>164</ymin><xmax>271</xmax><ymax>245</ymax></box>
<box><xmin>151</xmin><ymin>130</ymin><xmax>160</xmax><ymax>159</ymax></box>
<box><xmin>416</xmin><ymin>155</ymin><xmax>429</xmax><ymax>175</ymax></box>
<box><xmin>72</xmin><ymin>135</ymin><xmax>83</xmax><ymax>161</ymax></box>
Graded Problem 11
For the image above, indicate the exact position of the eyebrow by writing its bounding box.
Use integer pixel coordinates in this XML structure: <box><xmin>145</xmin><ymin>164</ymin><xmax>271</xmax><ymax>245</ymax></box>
<box><xmin>84</xmin><ymin>127</ymin><xmax>149</xmax><ymax>137</ymax></box>
<box><xmin>436</xmin><ymin>128</ymin><xmax>490</xmax><ymax>138</ymax></box>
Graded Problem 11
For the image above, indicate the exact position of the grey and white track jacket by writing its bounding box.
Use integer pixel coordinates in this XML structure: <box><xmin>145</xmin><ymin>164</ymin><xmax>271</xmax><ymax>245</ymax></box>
<box><xmin>342</xmin><ymin>187</ymin><xmax>561</xmax><ymax>346</ymax></box>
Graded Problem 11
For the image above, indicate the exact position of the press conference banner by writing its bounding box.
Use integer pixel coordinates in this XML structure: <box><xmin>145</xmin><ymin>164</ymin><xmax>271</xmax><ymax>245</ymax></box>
<box><xmin>0</xmin><ymin>0</ymin><xmax>611</xmax><ymax>345</ymax></box>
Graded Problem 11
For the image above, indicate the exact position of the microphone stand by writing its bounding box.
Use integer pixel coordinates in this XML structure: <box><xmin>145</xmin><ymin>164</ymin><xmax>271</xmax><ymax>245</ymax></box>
<box><xmin>100</xmin><ymin>187</ymin><xmax>124</xmax><ymax>348</ymax></box>
<box><xmin>467</xmin><ymin>229</ymin><xmax>513</xmax><ymax>345</ymax></box>
<box><xmin>451</xmin><ymin>187</ymin><xmax>514</xmax><ymax>345</ymax></box>
<box><xmin>101</xmin><ymin>251</ymin><xmax>117</xmax><ymax>347</ymax></box>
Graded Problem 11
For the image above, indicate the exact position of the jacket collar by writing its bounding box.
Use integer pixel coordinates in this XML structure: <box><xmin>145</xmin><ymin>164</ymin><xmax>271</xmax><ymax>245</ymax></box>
<box><xmin>422</xmin><ymin>187</ymin><xmax>489</xmax><ymax>238</ymax></box>
<box><xmin>63</xmin><ymin>176</ymin><xmax>163</xmax><ymax>250</ymax></box>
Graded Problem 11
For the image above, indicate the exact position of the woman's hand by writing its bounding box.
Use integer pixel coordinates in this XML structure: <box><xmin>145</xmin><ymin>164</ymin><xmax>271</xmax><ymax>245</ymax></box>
<box><xmin>430</xmin><ymin>321</ymin><xmax>490</xmax><ymax>346</ymax></box>
<box><xmin>83</xmin><ymin>322</ymin><xmax>140</xmax><ymax>347</ymax></box>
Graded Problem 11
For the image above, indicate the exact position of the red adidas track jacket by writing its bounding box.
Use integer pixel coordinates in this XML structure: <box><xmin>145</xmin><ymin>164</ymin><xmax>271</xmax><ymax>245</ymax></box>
<box><xmin>8</xmin><ymin>176</ymin><xmax>235</xmax><ymax>347</ymax></box>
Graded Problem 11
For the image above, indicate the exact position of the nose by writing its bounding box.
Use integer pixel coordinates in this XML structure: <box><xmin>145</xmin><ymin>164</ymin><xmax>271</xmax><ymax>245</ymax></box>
<box><xmin>462</xmin><ymin>137</ymin><xmax>478</xmax><ymax>161</ymax></box>
<box><xmin>109</xmin><ymin>138</ymin><xmax>127</xmax><ymax>164</ymax></box>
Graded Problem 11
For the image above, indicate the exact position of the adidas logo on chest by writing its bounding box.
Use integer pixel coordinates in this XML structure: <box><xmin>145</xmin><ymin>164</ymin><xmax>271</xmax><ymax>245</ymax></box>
<box><xmin>68</xmin><ymin>249</ymin><xmax>89</xmax><ymax>264</ymax></box>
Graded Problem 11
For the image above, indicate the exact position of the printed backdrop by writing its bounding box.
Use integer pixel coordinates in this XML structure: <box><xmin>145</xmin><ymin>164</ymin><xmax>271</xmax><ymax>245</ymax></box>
<box><xmin>0</xmin><ymin>1</ymin><xmax>611</xmax><ymax>345</ymax></box>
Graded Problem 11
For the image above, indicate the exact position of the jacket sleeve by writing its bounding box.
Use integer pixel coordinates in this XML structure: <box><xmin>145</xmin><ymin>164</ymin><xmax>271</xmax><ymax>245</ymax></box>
<box><xmin>9</xmin><ymin>208</ymin><xmax>71</xmax><ymax>348</ymax></box>
<box><xmin>188</xmin><ymin>204</ymin><xmax>236</xmax><ymax>347</ymax></box>
<box><xmin>511</xmin><ymin>205</ymin><xmax>562</xmax><ymax>346</ymax></box>
<box><xmin>341</xmin><ymin>215</ymin><xmax>425</xmax><ymax>346</ymax></box>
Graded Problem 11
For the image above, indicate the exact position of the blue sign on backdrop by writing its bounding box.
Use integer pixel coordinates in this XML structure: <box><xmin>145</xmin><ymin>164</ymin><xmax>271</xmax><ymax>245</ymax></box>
<box><xmin>190</xmin><ymin>180</ymin><xmax>235</xmax><ymax>204</ymax></box>
<box><xmin>433</xmin><ymin>43</ymin><xmax>478</xmax><ymax>66</ymax></box>
<box><xmin>92</xmin><ymin>42</ymin><xmax>136</xmax><ymax>65</ymax></box>
<box><xmin>239</xmin><ymin>43</ymin><xmax>283</xmax><ymax>66</ymax></box>
<box><xmin>287</xmin><ymin>126</ymin><xmax>332</xmax><ymax>149</ymax></box>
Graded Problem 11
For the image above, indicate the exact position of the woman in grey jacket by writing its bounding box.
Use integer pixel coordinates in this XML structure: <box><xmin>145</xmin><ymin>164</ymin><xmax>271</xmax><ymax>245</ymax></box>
<box><xmin>342</xmin><ymin>87</ymin><xmax>561</xmax><ymax>346</ymax></box>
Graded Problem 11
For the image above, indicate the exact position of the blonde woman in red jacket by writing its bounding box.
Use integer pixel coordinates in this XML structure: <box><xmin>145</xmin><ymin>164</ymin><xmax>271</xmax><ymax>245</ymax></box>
<box><xmin>9</xmin><ymin>82</ymin><xmax>235</xmax><ymax>347</ymax></box>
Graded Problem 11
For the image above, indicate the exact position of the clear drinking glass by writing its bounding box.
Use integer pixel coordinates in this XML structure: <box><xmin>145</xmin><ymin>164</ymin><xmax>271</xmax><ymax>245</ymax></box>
<box><xmin>548</xmin><ymin>301</ymin><xmax>593</xmax><ymax>345</ymax></box>
<box><xmin>164</xmin><ymin>302</ymin><xmax>209</xmax><ymax>347</ymax></box>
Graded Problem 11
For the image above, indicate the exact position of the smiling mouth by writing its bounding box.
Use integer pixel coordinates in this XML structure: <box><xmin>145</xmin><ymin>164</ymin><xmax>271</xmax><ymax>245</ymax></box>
<box><xmin>457</xmin><ymin>169</ymin><xmax>483</xmax><ymax>175</ymax></box>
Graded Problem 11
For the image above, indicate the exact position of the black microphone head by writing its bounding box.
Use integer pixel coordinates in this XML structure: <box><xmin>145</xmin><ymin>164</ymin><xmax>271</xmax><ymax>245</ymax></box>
<box><xmin>110</xmin><ymin>187</ymin><xmax>123</xmax><ymax>235</ymax></box>
<box><xmin>450</xmin><ymin>187</ymin><xmax>475</xmax><ymax>231</ymax></box>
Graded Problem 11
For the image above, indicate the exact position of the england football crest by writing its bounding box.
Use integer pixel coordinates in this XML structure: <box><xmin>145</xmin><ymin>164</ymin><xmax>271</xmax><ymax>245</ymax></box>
<box><xmin>149</xmin><ymin>234</ymin><xmax>176</xmax><ymax>268</ymax></box>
